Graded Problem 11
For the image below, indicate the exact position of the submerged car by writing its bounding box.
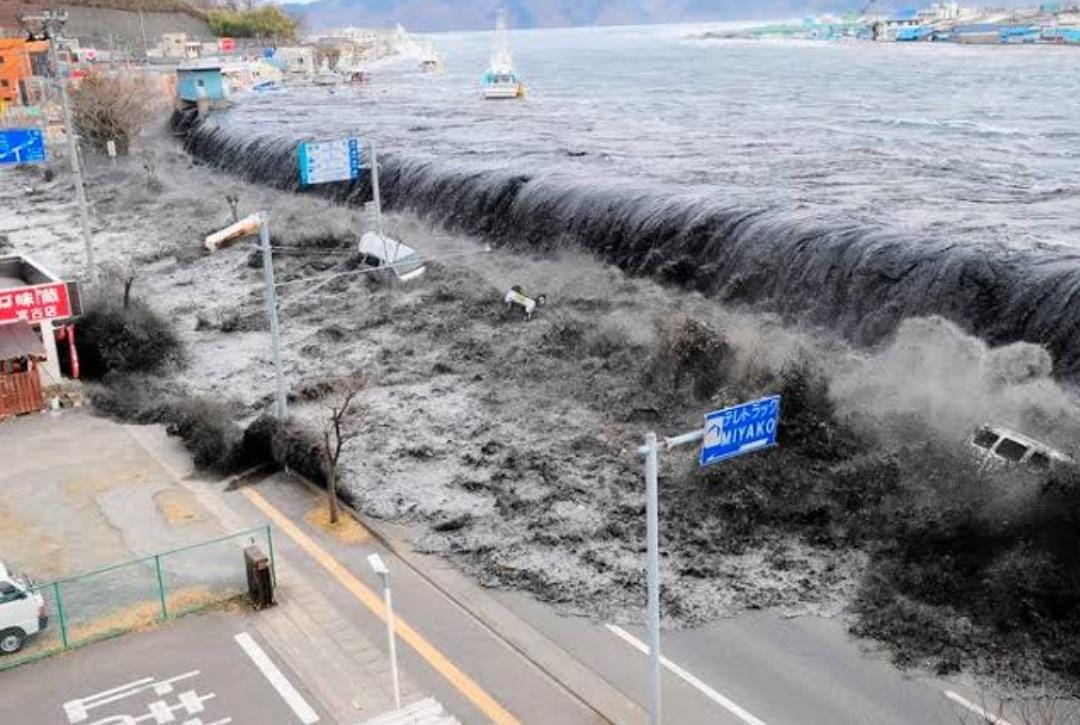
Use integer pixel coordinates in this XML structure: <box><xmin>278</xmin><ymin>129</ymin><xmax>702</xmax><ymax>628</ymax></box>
<box><xmin>358</xmin><ymin>232</ymin><xmax>426</xmax><ymax>282</ymax></box>
<box><xmin>969</xmin><ymin>424</ymin><xmax>1070</xmax><ymax>471</ymax></box>
<box><xmin>0</xmin><ymin>561</ymin><xmax>47</xmax><ymax>654</ymax></box>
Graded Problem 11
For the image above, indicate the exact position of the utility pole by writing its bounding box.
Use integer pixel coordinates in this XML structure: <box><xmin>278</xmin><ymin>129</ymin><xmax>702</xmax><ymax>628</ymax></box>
<box><xmin>26</xmin><ymin>11</ymin><xmax>99</xmax><ymax>286</ymax></box>
<box><xmin>259</xmin><ymin>211</ymin><xmax>289</xmax><ymax>420</ymax></box>
<box><xmin>642</xmin><ymin>431</ymin><xmax>662</xmax><ymax>725</ymax></box>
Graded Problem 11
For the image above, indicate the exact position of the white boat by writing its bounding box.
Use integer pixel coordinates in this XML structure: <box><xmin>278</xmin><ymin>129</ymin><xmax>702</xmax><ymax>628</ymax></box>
<box><xmin>419</xmin><ymin>42</ymin><xmax>445</xmax><ymax>73</ymax></box>
<box><xmin>483</xmin><ymin>10</ymin><xmax>525</xmax><ymax>100</ymax></box>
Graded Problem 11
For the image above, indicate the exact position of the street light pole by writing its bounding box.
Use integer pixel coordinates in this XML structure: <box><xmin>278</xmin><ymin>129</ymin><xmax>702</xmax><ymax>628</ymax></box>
<box><xmin>38</xmin><ymin>12</ymin><xmax>98</xmax><ymax>286</ymax></box>
<box><xmin>258</xmin><ymin>211</ymin><xmax>288</xmax><ymax>420</ymax></box>
<box><xmin>368</xmin><ymin>553</ymin><xmax>401</xmax><ymax>710</ymax></box>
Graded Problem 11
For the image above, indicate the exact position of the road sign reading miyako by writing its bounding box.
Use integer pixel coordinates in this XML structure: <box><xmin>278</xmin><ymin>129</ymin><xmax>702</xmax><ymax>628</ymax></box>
<box><xmin>700</xmin><ymin>395</ymin><xmax>781</xmax><ymax>466</ymax></box>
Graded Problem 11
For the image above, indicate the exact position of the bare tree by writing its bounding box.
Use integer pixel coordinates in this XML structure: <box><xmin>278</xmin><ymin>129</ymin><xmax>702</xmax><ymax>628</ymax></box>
<box><xmin>70</xmin><ymin>72</ymin><xmax>159</xmax><ymax>156</ymax></box>
<box><xmin>103</xmin><ymin>258</ymin><xmax>138</xmax><ymax>309</ymax></box>
<box><xmin>225</xmin><ymin>191</ymin><xmax>241</xmax><ymax>223</ymax></box>
<box><xmin>322</xmin><ymin>378</ymin><xmax>365</xmax><ymax>524</ymax></box>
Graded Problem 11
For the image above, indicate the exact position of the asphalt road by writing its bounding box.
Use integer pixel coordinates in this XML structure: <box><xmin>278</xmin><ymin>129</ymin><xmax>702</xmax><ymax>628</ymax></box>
<box><xmin>0</xmin><ymin>612</ymin><xmax>329</xmax><ymax>725</ymax></box>
<box><xmin>493</xmin><ymin>589</ymin><xmax>1076</xmax><ymax>725</ymax></box>
<box><xmin>237</xmin><ymin>474</ymin><xmax>606</xmax><ymax>724</ymax></box>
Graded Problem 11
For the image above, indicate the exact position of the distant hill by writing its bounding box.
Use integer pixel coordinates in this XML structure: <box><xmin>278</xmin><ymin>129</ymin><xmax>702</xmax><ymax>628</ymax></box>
<box><xmin>283</xmin><ymin>0</ymin><xmax>1045</xmax><ymax>32</ymax></box>
<box><xmin>0</xmin><ymin>0</ymin><xmax>212</xmax><ymax>49</ymax></box>
<box><xmin>0</xmin><ymin>0</ymin><xmax>206</xmax><ymax>34</ymax></box>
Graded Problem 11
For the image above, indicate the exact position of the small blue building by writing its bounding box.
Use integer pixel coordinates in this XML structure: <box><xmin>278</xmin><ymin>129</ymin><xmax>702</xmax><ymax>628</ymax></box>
<box><xmin>176</xmin><ymin>66</ymin><xmax>229</xmax><ymax>107</ymax></box>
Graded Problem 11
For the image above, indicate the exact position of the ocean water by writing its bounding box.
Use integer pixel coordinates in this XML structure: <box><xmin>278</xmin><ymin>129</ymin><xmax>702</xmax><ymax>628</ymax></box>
<box><xmin>220</xmin><ymin>25</ymin><xmax>1080</xmax><ymax>248</ymax></box>
<box><xmin>187</xmin><ymin>26</ymin><xmax>1080</xmax><ymax>375</ymax></box>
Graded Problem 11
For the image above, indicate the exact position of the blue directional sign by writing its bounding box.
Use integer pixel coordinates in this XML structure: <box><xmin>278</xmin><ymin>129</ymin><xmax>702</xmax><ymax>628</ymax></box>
<box><xmin>700</xmin><ymin>395</ymin><xmax>781</xmax><ymax>466</ymax></box>
<box><xmin>298</xmin><ymin>136</ymin><xmax>362</xmax><ymax>186</ymax></box>
<box><xmin>0</xmin><ymin>128</ymin><xmax>46</xmax><ymax>166</ymax></box>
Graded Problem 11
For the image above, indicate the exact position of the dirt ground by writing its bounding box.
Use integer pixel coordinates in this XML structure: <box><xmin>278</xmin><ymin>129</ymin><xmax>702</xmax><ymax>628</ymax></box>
<box><xmin>4</xmin><ymin>130</ymin><xmax>1080</xmax><ymax>643</ymax></box>
<box><xmin>0</xmin><ymin>411</ymin><xmax>221</xmax><ymax>580</ymax></box>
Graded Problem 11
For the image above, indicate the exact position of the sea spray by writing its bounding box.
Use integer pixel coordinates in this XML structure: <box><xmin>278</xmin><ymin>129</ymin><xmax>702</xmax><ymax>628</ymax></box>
<box><xmin>173</xmin><ymin>111</ymin><xmax>1080</xmax><ymax>380</ymax></box>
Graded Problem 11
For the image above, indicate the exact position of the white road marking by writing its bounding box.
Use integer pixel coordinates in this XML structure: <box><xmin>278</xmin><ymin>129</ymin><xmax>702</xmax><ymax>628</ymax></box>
<box><xmin>606</xmin><ymin>624</ymin><xmax>769</xmax><ymax>725</ymax></box>
<box><xmin>944</xmin><ymin>690</ymin><xmax>1017</xmax><ymax>725</ymax></box>
<box><xmin>234</xmin><ymin>632</ymin><xmax>320</xmax><ymax>724</ymax></box>
<box><xmin>64</xmin><ymin>672</ymin><xmax>200</xmax><ymax>723</ymax></box>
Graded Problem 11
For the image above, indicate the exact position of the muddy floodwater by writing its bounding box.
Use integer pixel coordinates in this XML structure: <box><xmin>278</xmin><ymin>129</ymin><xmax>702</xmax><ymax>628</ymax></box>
<box><xmin>191</xmin><ymin>27</ymin><xmax>1080</xmax><ymax>377</ymax></box>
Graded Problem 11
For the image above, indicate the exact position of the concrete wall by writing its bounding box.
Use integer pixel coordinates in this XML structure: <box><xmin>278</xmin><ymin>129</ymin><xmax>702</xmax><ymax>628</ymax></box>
<box><xmin>61</xmin><ymin>6</ymin><xmax>212</xmax><ymax>55</ymax></box>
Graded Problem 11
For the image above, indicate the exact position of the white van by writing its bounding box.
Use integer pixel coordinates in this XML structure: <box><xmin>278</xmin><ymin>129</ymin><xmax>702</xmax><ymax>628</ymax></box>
<box><xmin>358</xmin><ymin>232</ymin><xmax>426</xmax><ymax>282</ymax></box>
<box><xmin>0</xmin><ymin>561</ymin><xmax>47</xmax><ymax>654</ymax></box>
<box><xmin>969</xmin><ymin>425</ymin><xmax>1070</xmax><ymax>471</ymax></box>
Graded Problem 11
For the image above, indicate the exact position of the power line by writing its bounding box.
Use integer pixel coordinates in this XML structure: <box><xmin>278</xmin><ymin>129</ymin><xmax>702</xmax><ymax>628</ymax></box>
<box><xmin>272</xmin><ymin>246</ymin><xmax>494</xmax><ymax>290</ymax></box>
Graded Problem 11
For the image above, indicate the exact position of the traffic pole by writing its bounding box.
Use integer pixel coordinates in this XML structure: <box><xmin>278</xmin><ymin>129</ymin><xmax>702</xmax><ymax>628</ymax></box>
<box><xmin>45</xmin><ymin>16</ymin><xmax>99</xmax><ymax>286</ymax></box>
<box><xmin>643</xmin><ymin>431</ymin><xmax>662</xmax><ymax>725</ymax></box>
<box><xmin>259</xmin><ymin>211</ymin><xmax>288</xmax><ymax>420</ymax></box>
<box><xmin>369</xmin><ymin>139</ymin><xmax>383</xmax><ymax>236</ymax></box>
<box><xmin>383</xmin><ymin>574</ymin><xmax>402</xmax><ymax>710</ymax></box>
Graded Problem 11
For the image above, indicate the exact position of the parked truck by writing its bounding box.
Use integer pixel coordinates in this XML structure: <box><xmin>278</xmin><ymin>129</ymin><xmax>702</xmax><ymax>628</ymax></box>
<box><xmin>0</xmin><ymin>561</ymin><xmax>47</xmax><ymax>654</ymax></box>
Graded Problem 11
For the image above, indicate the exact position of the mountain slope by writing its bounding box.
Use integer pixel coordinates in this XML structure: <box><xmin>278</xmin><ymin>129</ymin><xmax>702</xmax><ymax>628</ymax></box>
<box><xmin>283</xmin><ymin>0</ymin><xmax>1040</xmax><ymax>32</ymax></box>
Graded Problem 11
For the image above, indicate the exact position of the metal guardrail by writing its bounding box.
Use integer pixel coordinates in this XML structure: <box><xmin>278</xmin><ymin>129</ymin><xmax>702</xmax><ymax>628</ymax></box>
<box><xmin>1</xmin><ymin>525</ymin><xmax>274</xmax><ymax>670</ymax></box>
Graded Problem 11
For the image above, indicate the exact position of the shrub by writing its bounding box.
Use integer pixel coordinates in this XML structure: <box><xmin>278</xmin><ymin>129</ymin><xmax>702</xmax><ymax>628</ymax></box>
<box><xmin>243</xmin><ymin>415</ymin><xmax>328</xmax><ymax>488</ymax></box>
<box><xmin>91</xmin><ymin>377</ymin><xmax>248</xmax><ymax>473</ymax></box>
<box><xmin>70</xmin><ymin>73</ymin><xmax>159</xmax><ymax>155</ymax></box>
<box><xmin>775</xmin><ymin>357</ymin><xmax>861</xmax><ymax>461</ymax></box>
<box><xmin>207</xmin><ymin>6</ymin><xmax>298</xmax><ymax>39</ymax></box>
<box><xmin>76</xmin><ymin>297</ymin><xmax>183</xmax><ymax>379</ymax></box>
<box><xmin>644</xmin><ymin>316</ymin><xmax>734</xmax><ymax>401</ymax></box>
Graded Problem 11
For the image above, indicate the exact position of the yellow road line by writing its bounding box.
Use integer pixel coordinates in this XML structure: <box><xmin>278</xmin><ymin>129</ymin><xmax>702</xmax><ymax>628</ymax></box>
<box><xmin>241</xmin><ymin>487</ymin><xmax>520</xmax><ymax>725</ymax></box>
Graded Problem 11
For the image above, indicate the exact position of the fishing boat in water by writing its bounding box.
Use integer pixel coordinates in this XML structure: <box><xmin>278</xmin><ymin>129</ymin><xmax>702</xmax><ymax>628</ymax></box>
<box><xmin>420</xmin><ymin>42</ymin><xmax>445</xmax><ymax>73</ymax></box>
<box><xmin>483</xmin><ymin>10</ymin><xmax>525</xmax><ymax>99</ymax></box>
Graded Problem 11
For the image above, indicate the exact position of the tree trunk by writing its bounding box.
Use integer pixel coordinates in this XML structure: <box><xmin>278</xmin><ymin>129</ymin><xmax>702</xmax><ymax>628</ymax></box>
<box><xmin>327</xmin><ymin>462</ymin><xmax>339</xmax><ymax>524</ymax></box>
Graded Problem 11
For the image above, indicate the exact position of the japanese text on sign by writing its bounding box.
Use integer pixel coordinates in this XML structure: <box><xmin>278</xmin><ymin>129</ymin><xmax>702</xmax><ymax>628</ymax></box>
<box><xmin>298</xmin><ymin>137</ymin><xmax>362</xmax><ymax>186</ymax></box>
<box><xmin>63</xmin><ymin>670</ymin><xmax>231</xmax><ymax>725</ymax></box>
<box><xmin>700</xmin><ymin>395</ymin><xmax>781</xmax><ymax>466</ymax></box>
<box><xmin>0</xmin><ymin>282</ymin><xmax>72</xmax><ymax>324</ymax></box>
<box><xmin>0</xmin><ymin>128</ymin><xmax>47</xmax><ymax>165</ymax></box>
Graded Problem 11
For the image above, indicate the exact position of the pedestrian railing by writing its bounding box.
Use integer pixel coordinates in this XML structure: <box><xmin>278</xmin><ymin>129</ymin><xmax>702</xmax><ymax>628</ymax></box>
<box><xmin>0</xmin><ymin>525</ymin><xmax>274</xmax><ymax>670</ymax></box>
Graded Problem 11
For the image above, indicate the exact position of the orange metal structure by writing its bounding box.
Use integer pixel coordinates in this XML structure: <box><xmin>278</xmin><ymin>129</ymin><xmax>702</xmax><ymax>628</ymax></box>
<box><xmin>0</xmin><ymin>38</ymin><xmax>31</xmax><ymax>105</ymax></box>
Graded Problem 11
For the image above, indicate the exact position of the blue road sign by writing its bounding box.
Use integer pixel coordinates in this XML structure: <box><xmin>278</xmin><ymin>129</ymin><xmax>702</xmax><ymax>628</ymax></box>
<box><xmin>298</xmin><ymin>136</ymin><xmax>362</xmax><ymax>186</ymax></box>
<box><xmin>0</xmin><ymin>128</ymin><xmax>46</xmax><ymax>166</ymax></box>
<box><xmin>700</xmin><ymin>395</ymin><xmax>781</xmax><ymax>466</ymax></box>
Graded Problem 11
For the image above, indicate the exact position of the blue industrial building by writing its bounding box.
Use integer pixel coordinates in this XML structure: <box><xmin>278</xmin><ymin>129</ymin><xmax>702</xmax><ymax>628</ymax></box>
<box><xmin>176</xmin><ymin>66</ymin><xmax>229</xmax><ymax>107</ymax></box>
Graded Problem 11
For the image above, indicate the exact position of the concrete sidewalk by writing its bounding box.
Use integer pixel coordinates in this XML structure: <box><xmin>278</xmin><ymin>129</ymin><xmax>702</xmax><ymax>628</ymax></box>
<box><xmin>129</xmin><ymin>424</ymin><xmax>458</xmax><ymax>725</ymax></box>
<box><xmin>217</xmin><ymin>472</ymin><xmax>615</xmax><ymax>724</ymax></box>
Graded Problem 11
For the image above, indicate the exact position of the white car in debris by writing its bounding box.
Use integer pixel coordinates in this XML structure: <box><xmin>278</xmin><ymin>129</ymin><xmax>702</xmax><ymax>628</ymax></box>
<box><xmin>969</xmin><ymin>424</ymin><xmax>1071</xmax><ymax>471</ymax></box>
<box><xmin>358</xmin><ymin>232</ymin><xmax>426</xmax><ymax>282</ymax></box>
<box><xmin>0</xmin><ymin>561</ymin><xmax>47</xmax><ymax>654</ymax></box>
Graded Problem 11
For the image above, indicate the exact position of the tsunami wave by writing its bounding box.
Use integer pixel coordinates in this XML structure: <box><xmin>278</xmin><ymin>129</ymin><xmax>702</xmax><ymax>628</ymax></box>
<box><xmin>174</xmin><ymin>111</ymin><xmax>1080</xmax><ymax>380</ymax></box>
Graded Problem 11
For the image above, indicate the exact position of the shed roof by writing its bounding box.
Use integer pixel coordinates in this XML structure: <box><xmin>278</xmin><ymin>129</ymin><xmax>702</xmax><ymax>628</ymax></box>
<box><xmin>0</xmin><ymin>320</ymin><xmax>45</xmax><ymax>361</ymax></box>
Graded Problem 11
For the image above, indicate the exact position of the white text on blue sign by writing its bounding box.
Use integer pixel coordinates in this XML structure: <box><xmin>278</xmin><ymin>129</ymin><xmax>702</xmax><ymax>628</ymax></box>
<box><xmin>700</xmin><ymin>395</ymin><xmax>781</xmax><ymax>466</ymax></box>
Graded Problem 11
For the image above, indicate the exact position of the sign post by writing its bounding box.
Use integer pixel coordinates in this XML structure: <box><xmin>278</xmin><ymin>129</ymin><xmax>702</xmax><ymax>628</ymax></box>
<box><xmin>638</xmin><ymin>395</ymin><xmax>781</xmax><ymax>725</ymax></box>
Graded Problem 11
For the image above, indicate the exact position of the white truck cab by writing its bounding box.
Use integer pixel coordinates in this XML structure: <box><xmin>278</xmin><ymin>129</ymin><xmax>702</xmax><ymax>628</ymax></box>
<box><xmin>0</xmin><ymin>561</ymin><xmax>47</xmax><ymax>654</ymax></box>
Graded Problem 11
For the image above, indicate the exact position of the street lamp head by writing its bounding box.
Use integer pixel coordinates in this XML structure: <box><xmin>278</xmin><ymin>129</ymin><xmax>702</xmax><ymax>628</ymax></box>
<box><xmin>367</xmin><ymin>553</ymin><xmax>389</xmax><ymax>577</ymax></box>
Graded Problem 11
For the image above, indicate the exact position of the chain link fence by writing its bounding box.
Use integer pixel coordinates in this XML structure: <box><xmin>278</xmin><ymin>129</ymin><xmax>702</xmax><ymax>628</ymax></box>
<box><xmin>1</xmin><ymin>525</ymin><xmax>273</xmax><ymax>670</ymax></box>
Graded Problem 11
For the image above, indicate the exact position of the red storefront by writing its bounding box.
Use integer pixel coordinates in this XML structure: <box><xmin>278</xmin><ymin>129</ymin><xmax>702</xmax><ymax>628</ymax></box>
<box><xmin>0</xmin><ymin>254</ymin><xmax>81</xmax><ymax>417</ymax></box>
